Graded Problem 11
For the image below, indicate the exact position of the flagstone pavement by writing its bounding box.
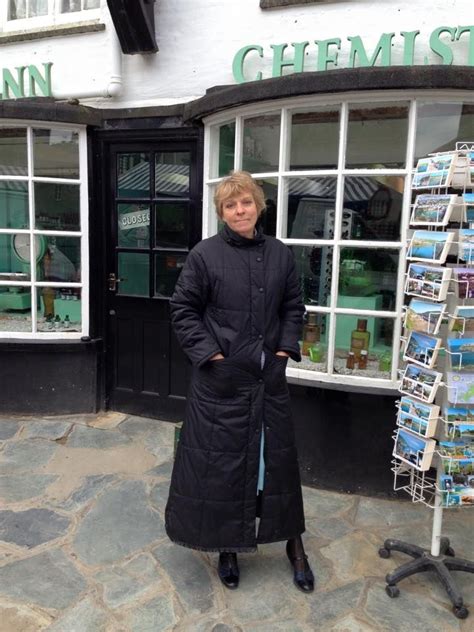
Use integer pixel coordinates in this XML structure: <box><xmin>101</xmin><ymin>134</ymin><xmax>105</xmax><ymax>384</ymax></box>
<box><xmin>0</xmin><ymin>412</ymin><xmax>472</xmax><ymax>632</ymax></box>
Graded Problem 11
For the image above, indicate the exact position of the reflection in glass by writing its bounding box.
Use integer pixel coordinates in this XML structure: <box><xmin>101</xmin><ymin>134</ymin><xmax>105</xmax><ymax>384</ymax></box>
<box><xmin>256</xmin><ymin>177</ymin><xmax>277</xmax><ymax>237</ymax></box>
<box><xmin>117</xmin><ymin>153</ymin><xmax>149</xmax><ymax>198</ymax></box>
<box><xmin>219</xmin><ymin>123</ymin><xmax>235</xmax><ymax>177</ymax></box>
<box><xmin>0</xmin><ymin>181</ymin><xmax>29</xmax><ymax>229</ymax></box>
<box><xmin>290</xmin><ymin>311</ymin><xmax>329</xmax><ymax>373</ymax></box>
<box><xmin>41</xmin><ymin>236</ymin><xmax>80</xmax><ymax>282</ymax></box>
<box><xmin>62</xmin><ymin>0</ymin><xmax>99</xmax><ymax>11</ymax></box>
<box><xmin>242</xmin><ymin>114</ymin><xmax>280</xmax><ymax>173</ymax></box>
<box><xmin>155</xmin><ymin>203</ymin><xmax>188</xmax><ymax>248</ymax></box>
<box><xmin>0</xmin><ymin>128</ymin><xmax>27</xmax><ymax>175</ymax></box>
<box><xmin>35</xmin><ymin>183</ymin><xmax>80</xmax><ymax>231</ymax></box>
<box><xmin>290</xmin><ymin>245</ymin><xmax>334</xmax><ymax>307</ymax></box>
<box><xmin>155</xmin><ymin>152</ymin><xmax>190</xmax><ymax>197</ymax></box>
<box><xmin>346</xmin><ymin>104</ymin><xmax>408</xmax><ymax>168</ymax></box>
<box><xmin>33</xmin><ymin>129</ymin><xmax>79</xmax><ymax>178</ymax></box>
<box><xmin>38</xmin><ymin>287</ymin><xmax>82</xmax><ymax>332</ymax></box>
<box><xmin>118</xmin><ymin>253</ymin><xmax>149</xmax><ymax>297</ymax></box>
<box><xmin>0</xmin><ymin>234</ymin><xmax>31</xmax><ymax>279</ymax></box>
<box><xmin>286</xmin><ymin>177</ymin><xmax>337</xmax><ymax>239</ymax></box>
<box><xmin>342</xmin><ymin>176</ymin><xmax>404</xmax><ymax>241</ymax></box>
<box><xmin>0</xmin><ymin>286</ymin><xmax>32</xmax><ymax>332</ymax></box>
<box><xmin>290</xmin><ymin>109</ymin><xmax>339</xmax><ymax>170</ymax></box>
<box><xmin>118</xmin><ymin>203</ymin><xmax>150</xmax><ymax>248</ymax></box>
<box><xmin>338</xmin><ymin>248</ymin><xmax>399</xmax><ymax>311</ymax></box>
<box><xmin>9</xmin><ymin>0</ymin><xmax>48</xmax><ymax>18</ymax></box>
<box><xmin>415</xmin><ymin>103</ymin><xmax>474</xmax><ymax>165</ymax></box>
<box><xmin>155</xmin><ymin>253</ymin><xmax>187</xmax><ymax>298</ymax></box>
<box><xmin>334</xmin><ymin>314</ymin><xmax>394</xmax><ymax>378</ymax></box>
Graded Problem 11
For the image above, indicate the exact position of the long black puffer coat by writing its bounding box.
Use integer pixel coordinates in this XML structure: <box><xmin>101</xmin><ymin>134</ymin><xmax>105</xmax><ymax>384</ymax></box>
<box><xmin>165</xmin><ymin>223</ymin><xmax>306</xmax><ymax>552</ymax></box>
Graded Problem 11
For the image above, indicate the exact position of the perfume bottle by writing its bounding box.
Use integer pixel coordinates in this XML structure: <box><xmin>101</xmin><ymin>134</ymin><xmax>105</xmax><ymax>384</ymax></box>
<box><xmin>350</xmin><ymin>319</ymin><xmax>370</xmax><ymax>359</ymax></box>
<box><xmin>63</xmin><ymin>315</ymin><xmax>70</xmax><ymax>329</ymax></box>
<box><xmin>358</xmin><ymin>349</ymin><xmax>368</xmax><ymax>369</ymax></box>
<box><xmin>346</xmin><ymin>351</ymin><xmax>355</xmax><ymax>369</ymax></box>
<box><xmin>54</xmin><ymin>315</ymin><xmax>61</xmax><ymax>329</ymax></box>
<box><xmin>302</xmin><ymin>313</ymin><xmax>320</xmax><ymax>356</ymax></box>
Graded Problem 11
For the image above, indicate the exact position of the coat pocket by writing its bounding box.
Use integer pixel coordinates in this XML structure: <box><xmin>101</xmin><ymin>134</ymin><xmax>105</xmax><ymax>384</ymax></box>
<box><xmin>201</xmin><ymin>359</ymin><xmax>238</xmax><ymax>398</ymax></box>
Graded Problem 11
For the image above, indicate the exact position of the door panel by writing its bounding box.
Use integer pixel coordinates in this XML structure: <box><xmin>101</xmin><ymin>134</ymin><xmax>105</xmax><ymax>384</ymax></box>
<box><xmin>106</xmin><ymin>141</ymin><xmax>199</xmax><ymax>420</ymax></box>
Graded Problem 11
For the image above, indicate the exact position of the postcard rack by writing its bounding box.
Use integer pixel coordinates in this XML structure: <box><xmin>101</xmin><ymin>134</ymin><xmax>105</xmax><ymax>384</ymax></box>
<box><xmin>379</xmin><ymin>146</ymin><xmax>474</xmax><ymax>620</ymax></box>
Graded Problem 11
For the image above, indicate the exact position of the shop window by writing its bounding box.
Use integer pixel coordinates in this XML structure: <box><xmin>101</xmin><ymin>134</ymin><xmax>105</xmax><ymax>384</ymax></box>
<box><xmin>0</xmin><ymin>123</ymin><xmax>88</xmax><ymax>338</ymax></box>
<box><xmin>205</xmin><ymin>96</ymin><xmax>474</xmax><ymax>389</ymax></box>
<box><xmin>5</xmin><ymin>0</ymin><xmax>101</xmax><ymax>28</ymax></box>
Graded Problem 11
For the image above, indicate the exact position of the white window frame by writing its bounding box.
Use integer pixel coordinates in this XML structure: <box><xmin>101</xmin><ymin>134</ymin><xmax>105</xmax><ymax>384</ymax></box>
<box><xmin>1</xmin><ymin>0</ymin><xmax>102</xmax><ymax>32</ymax></box>
<box><xmin>0</xmin><ymin>120</ymin><xmax>89</xmax><ymax>340</ymax></box>
<box><xmin>203</xmin><ymin>89</ymin><xmax>474</xmax><ymax>390</ymax></box>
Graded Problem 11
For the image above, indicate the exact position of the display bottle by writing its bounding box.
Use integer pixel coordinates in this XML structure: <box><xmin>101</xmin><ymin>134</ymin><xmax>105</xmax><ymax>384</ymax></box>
<box><xmin>358</xmin><ymin>349</ymin><xmax>368</xmax><ymax>369</ymax></box>
<box><xmin>54</xmin><ymin>315</ymin><xmax>61</xmax><ymax>329</ymax></box>
<box><xmin>302</xmin><ymin>313</ymin><xmax>320</xmax><ymax>356</ymax></box>
<box><xmin>63</xmin><ymin>315</ymin><xmax>70</xmax><ymax>329</ymax></box>
<box><xmin>350</xmin><ymin>319</ymin><xmax>370</xmax><ymax>359</ymax></box>
<box><xmin>346</xmin><ymin>351</ymin><xmax>355</xmax><ymax>369</ymax></box>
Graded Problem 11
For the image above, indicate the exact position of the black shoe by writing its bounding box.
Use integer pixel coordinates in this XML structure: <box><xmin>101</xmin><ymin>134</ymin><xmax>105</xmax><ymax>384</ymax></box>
<box><xmin>218</xmin><ymin>552</ymin><xmax>239</xmax><ymax>589</ymax></box>
<box><xmin>286</xmin><ymin>539</ymin><xmax>315</xmax><ymax>593</ymax></box>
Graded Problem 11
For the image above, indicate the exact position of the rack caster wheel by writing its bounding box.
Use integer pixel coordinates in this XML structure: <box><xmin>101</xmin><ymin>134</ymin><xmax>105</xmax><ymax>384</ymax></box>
<box><xmin>445</xmin><ymin>546</ymin><xmax>455</xmax><ymax>557</ymax></box>
<box><xmin>385</xmin><ymin>585</ymin><xmax>400</xmax><ymax>598</ymax></box>
<box><xmin>378</xmin><ymin>547</ymin><xmax>390</xmax><ymax>559</ymax></box>
<box><xmin>453</xmin><ymin>605</ymin><xmax>469</xmax><ymax>620</ymax></box>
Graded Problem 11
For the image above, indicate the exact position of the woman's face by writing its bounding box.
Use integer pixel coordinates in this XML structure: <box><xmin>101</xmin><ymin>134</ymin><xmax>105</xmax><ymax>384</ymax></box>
<box><xmin>221</xmin><ymin>190</ymin><xmax>259</xmax><ymax>239</ymax></box>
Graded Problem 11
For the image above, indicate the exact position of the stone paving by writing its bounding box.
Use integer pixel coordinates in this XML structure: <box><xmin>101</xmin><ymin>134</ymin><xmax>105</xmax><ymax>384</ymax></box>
<box><xmin>0</xmin><ymin>412</ymin><xmax>473</xmax><ymax>632</ymax></box>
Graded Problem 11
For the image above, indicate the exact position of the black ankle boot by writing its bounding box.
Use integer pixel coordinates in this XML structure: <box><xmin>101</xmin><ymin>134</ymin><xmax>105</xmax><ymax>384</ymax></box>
<box><xmin>286</xmin><ymin>537</ymin><xmax>314</xmax><ymax>593</ymax></box>
<box><xmin>218</xmin><ymin>552</ymin><xmax>239</xmax><ymax>589</ymax></box>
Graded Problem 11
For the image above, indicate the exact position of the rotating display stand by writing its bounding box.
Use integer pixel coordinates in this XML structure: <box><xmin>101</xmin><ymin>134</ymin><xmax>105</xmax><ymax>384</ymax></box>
<box><xmin>379</xmin><ymin>146</ymin><xmax>474</xmax><ymax>620</ymax></box>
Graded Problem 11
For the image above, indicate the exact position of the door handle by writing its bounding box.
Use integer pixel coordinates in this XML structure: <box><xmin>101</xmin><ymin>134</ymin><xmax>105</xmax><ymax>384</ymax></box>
<box><xmin>108</xmin><ymin>273</ymin><xmax>123</xmax><ymax>291</ymax></box>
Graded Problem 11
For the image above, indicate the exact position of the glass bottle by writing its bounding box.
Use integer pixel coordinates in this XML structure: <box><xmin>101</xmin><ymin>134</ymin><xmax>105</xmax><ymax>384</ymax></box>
<box><xmin>346</xmin><ymin>351</ymin><xmax>355</xmax><ymax>369</ymax></box>
<box><xmin>63</xmin><ymin>315</ymin><xmax>70</xmax><ymax>329</ymax></box>
<box><xmin>350</xmin><ymin>319</ymin><xmax>370</xmax><ymax>359</ymax></box>
<box><xmin>302</xmin><ymin>313</ymin><xmax>320</xmax><ymax>355</ymax></box>
<box><xmin>54</xmin><ymin>315</ymin><xmax>61</xmax><ymax>329</ymax></box>
<box><xmin>358</xmin><ymin>349</ymin><xmax>368</xmax><ymax>369</ymax></box>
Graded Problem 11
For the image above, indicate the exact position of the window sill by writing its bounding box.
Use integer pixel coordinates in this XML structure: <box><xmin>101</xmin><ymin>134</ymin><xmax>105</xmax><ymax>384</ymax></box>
<box><xmin>0</xmin><ymin>20</ymin><xmax>105</xmax><ymax>45</ymax></box>
<box><xmin>286</xmin><ymin>366</ymin><xmax>399</xmax><ymax>395</ymax></box>
<box><xmin>260</xmin><ymin>0</ymin><xmax>330</xmax><ymax>8</ymax></box>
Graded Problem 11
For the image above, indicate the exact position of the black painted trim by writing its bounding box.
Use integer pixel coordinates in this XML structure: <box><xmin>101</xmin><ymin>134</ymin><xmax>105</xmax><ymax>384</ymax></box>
<box><xmin>183</xmin><ymin>65</ymin><xmax>474</xmax><ymax>121</ymax></box>
<box><xmin>0</xmin><ymin>98</ymin><xmax>101</xmax><ymax>126</ymax></box>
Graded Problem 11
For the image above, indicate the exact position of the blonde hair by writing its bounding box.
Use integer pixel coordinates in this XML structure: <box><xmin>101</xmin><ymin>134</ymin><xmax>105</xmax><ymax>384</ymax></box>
<box><xmin>214</xmin><ymin>171</ymin><xmax>266</xmax><ymax>219</ymax></box>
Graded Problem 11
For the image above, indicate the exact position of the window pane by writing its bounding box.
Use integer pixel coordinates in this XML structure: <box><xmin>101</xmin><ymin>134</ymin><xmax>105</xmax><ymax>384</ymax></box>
<box><xmin>334</xmin><ymin>314</ymin><xmax>394</xmax><ymax>378</ymax></box>
<box><xmin>290</xmin><ymin>245</ymin><xmax>334</xmax><ymax>307</ymax></box>
<box><xmin>155</xmin><ymin>252</ymin><xmax>186</xmax><ymax>298</ymax></box>
<box><xmin>118</xmin><ymin>253</ymin><xmax>149</xmax><ymax>297</ymax></box>
<box><xmin>338</xmin><ymin>248</ymin><xmax>399</xmax><ymax>311</ymax></box>
<box><xmin>0</xmin><ymin>234</ymin><xmax>31</xmax><ymax>279</ymax></box>
<box><xmin>243</xmin><ymin>114</ymin><xmax>280</xmax><ymax>173</ymax></box>
<box><xmin>35</xmin><ymin>183</ymin><xmax>80</xmax><ymax>231</ymax></box>
<box><xmin>286</xmin><ymin>177</ymin><xmax>337</xmax><ymax>239</ymax></box>
<box><xmin>0</xmin><ymin>181</ymin><xmax>29</xmax><ymax>229</ymax></box>
<box><xmin>290</xmin><ymin>108</ymin><xmax>339</xmax><ymax>170</ymax></box>
<box><xmin>415</xmin><ymin>103</ymin><xmax>474</xmax><ymax>165</ymax></box>
<box><xmin>155</xmin><ymin>152</ymin><xmax>190</xmax><ymax>197</ymax></box>
<box><xmin>41</xmin><ymin>237</ymin><xmax>81</xmax><ymax>282</ymax></box>
<box><xmin>61</xmin><ymin>0</ymin><xmax>81</xmax><ymax>12</ymax></box>
<box><xmin>118</xmin><ymin>203</ymin><xmax>150</xmax><ymax>248</ymax></box>
<box><xmin>346</xmin><ymin>104</ymin><xmax>409</xmax><ymax>169</ymax></box>
<box><xmin>30</xmin><ymin>0</ymin><xmax>48</xmax><ymax>16</ymax></box>
<box><xmin>38</xmin><ymin>287</ymin><xmax>81</xmax><ymax>331</ymax></box>
<box><xmin>117</xmin><ymin>153</ymin><xmax>149</xmax><ymax>198</ymax></box>
<box><xmin>290</xmin><ymin>311</ymin><xmax>329</xmax><ymax>373</ymax></box>
<box><xmin>219</xmin><ymin>123</ymin><xmax>235</xmax><ymax>177</ymax></box>
<box><xmin>155</xmin><ymin>202</ymin><xmax>188</xmax><ymax>248</ymax></box>
<box><xmin>342</xmin><ymin>176</ymin><xmax>404</xmax><ymax>241</ymax></box>
<box><xmin>257</xmin><ymin>177</ymin><xmax>277</xmax><ymax>237</ymax></box>
<box><xmin>84</xmin><ymin>0</ymin><xmax>100</xmax><ymax>8</ymax></box>
<box><xmin>0</xmin><ymin>287</ymin><xmax>32</xmax><ymax>332</ymax></box>
<box><xmin>33</xmin><ymin>129</ymin><xmax>79</xmax><ymax>179</ymax></box>
<box><xmin>0</xmin><ymin>128</ymin><xmax>27</xmax><ymax>175</ymax></box>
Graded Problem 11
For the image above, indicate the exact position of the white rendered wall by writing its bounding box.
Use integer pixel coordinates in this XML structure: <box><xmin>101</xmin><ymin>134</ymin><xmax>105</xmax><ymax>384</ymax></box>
<box><xmin>0</xmin><ymin>0</ymin><xmax>472</xmax><ymax>108</ymax></box>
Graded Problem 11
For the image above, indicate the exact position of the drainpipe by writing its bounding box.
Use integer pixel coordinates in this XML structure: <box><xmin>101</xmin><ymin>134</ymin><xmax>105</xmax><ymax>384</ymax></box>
<box><xmin>54</xmin><ymin>26</ymin><xmax>123</xmax><ymax>101</ymax></box>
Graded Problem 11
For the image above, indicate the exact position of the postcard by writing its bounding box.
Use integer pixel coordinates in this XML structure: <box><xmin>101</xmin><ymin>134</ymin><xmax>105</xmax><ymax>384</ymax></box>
<box><xmin>444</xmin><ymin>406</ymin><xmax>474</xmax><ymax>424</ymax></box>
<box><xmin>405</xmin><ymin>263</ymin><xmax>451</xmax><ymax>302</ymax></box>
<box><xmin>403</xmin><ymin>331</ymin><xmax>442</xmax><ymax>369</ymax></box>
<box><xmin>449</xmin><ymin>306</ymin><xmax>474</xmax><ymax>335</ymax></box>
<box><xmin>412</xmin><ymin>154</ymin><xmax>455</xmax><ymax>189</ymax></box>
<box><xmin>410</xmin><ymin>194</ymin><xmax>457</xmax><ymax>226</ymax></box>
<box><xmin>393</xmin><ymin>428</ymin><xmax>435</xmax><ymax>471</ymax></box>
<box><xmin>438</xmin><ymin>440</ymin><xmax>473</xmax><ymax>459</ymax></box>
<box><xmin>448</xmin><ymin>422</ymin><xmax>474</xmax><ymax>440</ymax></box>
<box><xmin>447</xmin><ymin>338</ymin><xmax>474</xmax><ymax>371</ymax></box>
<box><xmin>404</xmin><ymin>299</ymin><xmax>446</xmax><ymax>335</ymax></box>
<box><xmin>407</xmin><ymin>230</ymin><xmax>454</xmax><ymax>264</ymax></box>
<box><xmin>464</xmin><ymin>193</ymin><xmax>474</xmax><ymax>223</ymax></box>
<box><xmin>459</xmin><ymin>229</ymin><xmax>474</xmax><ymax>263</ymax></box>
<box><xmin>400</xmin><ymin>363</ymin><xmax>442</xmax><ymax>404</ymax></box>
<box><xmin>452</xmin><ymin>267</ymin><xmax>474</xmax><ymax>299</ymax></box>
<box><xmin>446</xmin><ymin>372</ymin><xmax>474</xmax><ymax>405</ymax></box>
<box><xmin>440</xmin><ymin>456</ymin><xmax>474</xmax><ymax>477</ymax></box>
<box><xmin>397</xmin><ymin>409</ymin><xmax>438</xmax><ymax>438</ymax></box>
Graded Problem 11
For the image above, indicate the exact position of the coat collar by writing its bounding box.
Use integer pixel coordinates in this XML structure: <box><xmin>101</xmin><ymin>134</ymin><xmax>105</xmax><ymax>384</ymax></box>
<box><xmin>220</xmin><ymin>223</ymin><xmax>266</xmax><ymax>247</ymax></box>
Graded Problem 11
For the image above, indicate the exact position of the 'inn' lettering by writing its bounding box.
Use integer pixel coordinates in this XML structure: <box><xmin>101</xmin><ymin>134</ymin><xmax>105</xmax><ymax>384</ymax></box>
<box><xmin>0</xmin><ymin>63</ymin><xmax>53</xmax><ymax>100</ymax></box>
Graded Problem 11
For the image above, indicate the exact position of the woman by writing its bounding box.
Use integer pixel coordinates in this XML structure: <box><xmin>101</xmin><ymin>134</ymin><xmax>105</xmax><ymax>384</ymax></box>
<box><xmin>165</xmin><ymin>171</ymin><xmax>314</xmax><ymax>592</ymax></box>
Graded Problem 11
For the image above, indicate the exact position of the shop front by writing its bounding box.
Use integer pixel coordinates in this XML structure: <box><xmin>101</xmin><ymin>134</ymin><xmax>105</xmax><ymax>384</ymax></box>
<box><xmin>0</xmin><ymin>0</ymin><xmax>472</xmax><ymax>494</ymax></box>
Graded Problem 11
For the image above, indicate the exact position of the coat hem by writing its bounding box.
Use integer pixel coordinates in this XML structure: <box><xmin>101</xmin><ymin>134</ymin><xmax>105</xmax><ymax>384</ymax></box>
<box><xmin>167</xmin><ymin>536</ymin><xmax>257</xmax><ymax>553</ymax></box>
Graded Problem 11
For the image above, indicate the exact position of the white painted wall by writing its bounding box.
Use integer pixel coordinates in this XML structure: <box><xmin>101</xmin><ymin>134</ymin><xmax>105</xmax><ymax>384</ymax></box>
<box><xmin>0</xmin><ymin>0</ymin><xmax>472</xmax><ymax>108</ymax></box>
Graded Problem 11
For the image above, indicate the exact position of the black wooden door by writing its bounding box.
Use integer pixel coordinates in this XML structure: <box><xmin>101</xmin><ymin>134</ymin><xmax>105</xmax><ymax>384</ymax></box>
<box><xmin>105</xmin><ymin>141</ymin><xmax>200</xmax><ymax>419</ymax></box>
